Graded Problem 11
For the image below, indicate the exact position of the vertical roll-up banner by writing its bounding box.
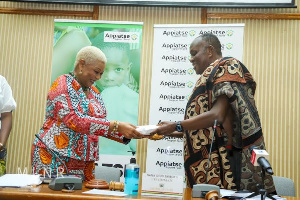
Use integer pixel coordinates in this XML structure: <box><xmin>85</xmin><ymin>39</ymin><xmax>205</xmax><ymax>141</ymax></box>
<box><xmin>52</xmin><ymin>19</ymin><xmax>143</xmax><ymax>181</ymax></box>
<box><xmin>147</xmin><ymin>24</ymin><xmax>245</xmax><ymax>181</ymax></box>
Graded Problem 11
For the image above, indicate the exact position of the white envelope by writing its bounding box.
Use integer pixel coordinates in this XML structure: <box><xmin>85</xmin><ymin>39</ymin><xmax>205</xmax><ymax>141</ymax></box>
<box><xmin>136</xmin><ymin>125</ymin><xmax>159</xmax><ymax>135</ymax></box>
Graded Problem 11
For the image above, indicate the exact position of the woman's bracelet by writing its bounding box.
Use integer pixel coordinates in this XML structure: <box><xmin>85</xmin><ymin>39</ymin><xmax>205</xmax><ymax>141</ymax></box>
<box><xmin>112</xmin><ymin>120</ymin><xmax>119</xmax><ymax>133</ymax></box>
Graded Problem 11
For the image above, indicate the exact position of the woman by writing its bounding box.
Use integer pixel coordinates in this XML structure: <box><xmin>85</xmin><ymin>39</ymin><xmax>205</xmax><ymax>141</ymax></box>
<box><xmin>0</xmin><ymin>75</ymin><xmax>17</xmax><ymax>176</ymax></box>
<box><xmin>31</xmin><ymin>46</ymin><xmax>144</xmax><ymax>181</ymax></box>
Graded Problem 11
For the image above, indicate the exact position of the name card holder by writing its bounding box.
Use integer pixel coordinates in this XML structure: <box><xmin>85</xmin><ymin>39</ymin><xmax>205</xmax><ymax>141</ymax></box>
<box><xmin>141</xmin><ymin>173</ymin><xmax>183</xmax><ymax>199</ymax></box>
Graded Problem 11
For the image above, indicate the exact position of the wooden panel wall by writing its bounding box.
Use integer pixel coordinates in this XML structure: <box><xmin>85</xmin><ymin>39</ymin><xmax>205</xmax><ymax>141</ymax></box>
<box><xmin>0</xmin><ymin>0</ymin><xmax>299</xmax><ymax>196</ymax></box>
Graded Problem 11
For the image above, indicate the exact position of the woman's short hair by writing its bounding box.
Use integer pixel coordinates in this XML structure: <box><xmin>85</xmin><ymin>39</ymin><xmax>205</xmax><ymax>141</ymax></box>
<box><xmin>74</xmin><ymin>46</ymin><xmax>107</xmax><ymax>67</ymax></box>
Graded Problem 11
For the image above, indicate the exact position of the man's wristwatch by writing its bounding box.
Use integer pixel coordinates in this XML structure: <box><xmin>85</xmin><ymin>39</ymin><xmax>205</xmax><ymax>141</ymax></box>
<box><xmin>175</xmin><ymin>121</ymin><xmax>183</xmax><ymax>132</ymax></box>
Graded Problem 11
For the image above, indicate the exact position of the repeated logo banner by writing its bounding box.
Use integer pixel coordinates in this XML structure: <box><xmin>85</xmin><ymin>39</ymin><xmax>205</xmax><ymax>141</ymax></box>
<box><xmin>147</xmin><ymin>24</ymin><xmax>245</xmax><ymax>177</ymax></box>
<box><xmin>52</xmin><ymin>19</ymin><xmax>143</xmax><ymax>182</ymax></box>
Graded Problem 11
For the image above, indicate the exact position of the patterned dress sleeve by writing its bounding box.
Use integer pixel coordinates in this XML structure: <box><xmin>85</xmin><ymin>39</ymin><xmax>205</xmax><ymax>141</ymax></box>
<box><xmin>46</xmin><ymin>75</ymin><xmax>125</xmax><ymax>143</ymax></box>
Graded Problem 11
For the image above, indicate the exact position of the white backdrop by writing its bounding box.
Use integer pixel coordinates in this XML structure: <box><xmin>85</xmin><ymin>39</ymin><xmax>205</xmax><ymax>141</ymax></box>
<box><xmin>147</xmin><ymin>24</ymin><xmax>245</xmax><ymax>178</ymax></box>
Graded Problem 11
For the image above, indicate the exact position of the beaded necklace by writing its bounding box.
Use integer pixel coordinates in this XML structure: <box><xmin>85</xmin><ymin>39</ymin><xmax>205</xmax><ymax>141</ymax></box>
<box><xmin>69</xmin><ymin>72</ymin><xmax>90</xmax><ymax>92</ymax></box>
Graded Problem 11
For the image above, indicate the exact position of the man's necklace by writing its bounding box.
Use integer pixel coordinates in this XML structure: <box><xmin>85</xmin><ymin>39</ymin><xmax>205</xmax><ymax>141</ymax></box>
<box><xmin>69</xmin><ymin>72</ymin><xmax>90</xmax><ymax>92</ymax></box>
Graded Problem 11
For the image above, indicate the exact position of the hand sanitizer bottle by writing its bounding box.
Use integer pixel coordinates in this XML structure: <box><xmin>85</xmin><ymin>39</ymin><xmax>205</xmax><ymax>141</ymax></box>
<box><xmin>124</xmin><ymin>151</ymin><xmax>139</xmax><ymax>196</ymax></box>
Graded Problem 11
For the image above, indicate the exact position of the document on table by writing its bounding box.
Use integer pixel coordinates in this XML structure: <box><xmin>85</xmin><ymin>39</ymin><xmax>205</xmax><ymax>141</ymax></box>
<box><xmin>0</xmin><ymin>174</ymin><xmax>42</xmax><ymax>187</ymax></box>
<box><xmin>83</xmin><ymin>189</ymin><xmax>126</xmax><ymax>196</ymax></box>
<box><xmin>220</xmin><ymin>189</ymin><xmax>286</xmax><ymax>200</ymax></box>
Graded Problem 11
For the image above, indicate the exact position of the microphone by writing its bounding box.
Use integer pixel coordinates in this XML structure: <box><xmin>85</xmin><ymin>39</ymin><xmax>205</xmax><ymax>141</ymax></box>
<box><xmin>245</xmin><ymin>146</ymin><xmax>276</xmax><ymax>200</ymax></box>
<box><xmin>35</xmin><ymin>134</ymin><xmax>82</xmax><ymax>191</ymax></box>
<box><xmin>250</xmin><ymin>146</ymin><xmax>273</xmax><ymax>175</ymax></box>
<box><xmin>192</xmin><ymin>120</ymin><xmax>220</xmax><ymax>198</ymax></box>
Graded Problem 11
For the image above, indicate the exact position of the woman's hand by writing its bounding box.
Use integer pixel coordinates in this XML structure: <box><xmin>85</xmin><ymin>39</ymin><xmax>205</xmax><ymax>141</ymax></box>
<box><xmin>118</xmin><ymin>122</ymin><xmax>144</xmax><ymax>139</ymax></box>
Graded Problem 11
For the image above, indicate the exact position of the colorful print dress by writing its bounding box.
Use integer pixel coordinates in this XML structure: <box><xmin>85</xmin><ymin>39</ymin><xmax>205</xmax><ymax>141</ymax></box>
<box><xmin>31</xmin><ymin>74</ymin><xmax>129</xmax><ymax>181</ymax></box>
<box><xmin>184</xmin><ymin>57</ymin><xmax>276</xmax><ymax>193</ymax></box>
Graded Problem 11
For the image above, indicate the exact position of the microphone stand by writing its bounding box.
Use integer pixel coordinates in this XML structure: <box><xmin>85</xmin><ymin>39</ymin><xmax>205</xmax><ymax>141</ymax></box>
<box><xmin>192</xmin><ymin>120</ymin><xmax>220</xmax><ymax>198</ymax></box>
<box><xmin>206</xmin><ymin>120</ymin><xmax>217</xmax><ymax>184</ymax></box>
<box><xmin>246</xmin><ymin>166</ymin><xmax>276</xmax><ymax>200</ymax></box>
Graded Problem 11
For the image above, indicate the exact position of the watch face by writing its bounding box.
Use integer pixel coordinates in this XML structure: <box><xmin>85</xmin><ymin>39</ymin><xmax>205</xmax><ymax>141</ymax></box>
<box><xmin>176</xmin><ymin>122</ymin><xmax>183</xmax><ymax>132</ymax></box>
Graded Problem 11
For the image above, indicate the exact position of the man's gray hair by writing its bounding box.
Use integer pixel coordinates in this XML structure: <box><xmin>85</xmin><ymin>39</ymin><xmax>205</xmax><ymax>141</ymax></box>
<box><xmin>197</xmin><ymin>33</ymin><xmax>222</xmax><ymax>56</ymax></box>
<box><xmin>74</xmin><ymin>46</ymin><xmax>107</xmax><ymax>67</ymax></box>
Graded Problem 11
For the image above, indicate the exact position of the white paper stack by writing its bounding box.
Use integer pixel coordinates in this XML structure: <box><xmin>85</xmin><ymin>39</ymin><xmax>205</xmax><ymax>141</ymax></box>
<box><xmin>0</xmin><ymin>174</ymin><xmax>42</xmax><ymax>187</ymax></box>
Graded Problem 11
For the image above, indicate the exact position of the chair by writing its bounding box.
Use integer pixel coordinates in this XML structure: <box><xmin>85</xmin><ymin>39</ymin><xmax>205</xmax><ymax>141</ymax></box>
<box><xmin>94</xmin><ymin>165</ymin><xmax>121</xmax><ymax>183</ymax></box>
<box><xmin>272</xmin><ymin>176</ymin><xmax>296</xmax><ymax>197</ymax></box>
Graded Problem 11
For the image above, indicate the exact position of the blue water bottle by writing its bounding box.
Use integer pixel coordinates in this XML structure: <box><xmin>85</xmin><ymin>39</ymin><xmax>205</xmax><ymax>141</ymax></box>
<box><xmin>124</xmin><ymin>151</ymin><xmax>139</xmax><ymax>196</ymax></box>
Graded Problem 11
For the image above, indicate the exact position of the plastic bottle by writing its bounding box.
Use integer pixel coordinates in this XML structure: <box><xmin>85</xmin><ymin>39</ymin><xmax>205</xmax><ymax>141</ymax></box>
<box><xmin>124</xmin><ymin>151</ymin><xmax>139</xmax><ymax>196</ymax></box>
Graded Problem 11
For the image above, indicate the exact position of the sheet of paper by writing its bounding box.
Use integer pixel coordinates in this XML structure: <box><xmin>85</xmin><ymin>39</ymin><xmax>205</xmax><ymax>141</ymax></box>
<box><xmin>83</xmin><ymin>189</ymin><xmax>126</xmax><ymax>196</ymax></box>
<box><xmin>0</xmin><ymin>174</ymin><xmax>42</xmax><ymax>187</ymax></box>
<box><xmin>245</xmin><ymin>195</ymin><xmax>286</xmax><ymax>200</ymax></box>
<box><xmin>221</xmin><ymin>189</ymin><xmax>286</xmax><ymax>200</ymax></box>
<box><xmin>220</xmin><ymin>189</ymin><xmax>237</xmax><ymax>196</ymax></box>
<box><xmin>142</xmin><ymin>192</ymin><xmax>182</xmax><ymax>199</ymax></box>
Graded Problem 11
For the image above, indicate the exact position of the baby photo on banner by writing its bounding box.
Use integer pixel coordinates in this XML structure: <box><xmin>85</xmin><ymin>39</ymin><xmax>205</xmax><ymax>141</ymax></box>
<box><xmin>51</xmin><ymin>19</ymin><xmax>143</xmax><ymax>181</ymax></box>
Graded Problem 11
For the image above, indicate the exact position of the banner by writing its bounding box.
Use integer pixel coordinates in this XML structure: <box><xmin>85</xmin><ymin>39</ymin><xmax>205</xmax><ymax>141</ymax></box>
<box><xmin>147</xmin><ymin>24</ymin><xmax>245</xmax><ymax>178</ymax></box>
<box><xmin>52</xmin><ymin>19</ymin><xmax>143</xmax><ymax>181</ymax></box>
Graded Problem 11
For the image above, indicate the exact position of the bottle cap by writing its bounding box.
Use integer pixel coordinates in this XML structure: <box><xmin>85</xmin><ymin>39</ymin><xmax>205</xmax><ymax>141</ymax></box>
<box><xmin>130</xmin><ymin>157</ymin><xmax>136</xmax><ymax>164</ymax></box>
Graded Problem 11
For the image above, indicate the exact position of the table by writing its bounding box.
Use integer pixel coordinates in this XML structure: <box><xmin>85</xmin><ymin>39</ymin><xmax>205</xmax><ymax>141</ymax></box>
<box><xmin>0</xmin><ymin>184</ymin><xmax>298</xmax><ymax>200</ymax></box>
<box><xmin>0</xmin><ymin>184</ymin><xmax>194</xmax><ymax>200</ymax></box>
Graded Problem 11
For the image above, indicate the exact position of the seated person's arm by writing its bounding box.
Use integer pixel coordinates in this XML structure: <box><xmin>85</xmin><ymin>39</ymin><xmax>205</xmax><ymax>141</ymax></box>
<box><xmin>0</xmin><ymin>112</ymin><xmax>13</xmax><ymax>150</ymax></box>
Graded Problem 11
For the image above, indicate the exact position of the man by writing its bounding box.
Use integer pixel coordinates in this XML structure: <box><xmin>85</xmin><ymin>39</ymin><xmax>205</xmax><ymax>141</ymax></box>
<box><xmin>151</xmin><ymin>33</ymin><xmax>276</xmax><ymax>193</ymax></box>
